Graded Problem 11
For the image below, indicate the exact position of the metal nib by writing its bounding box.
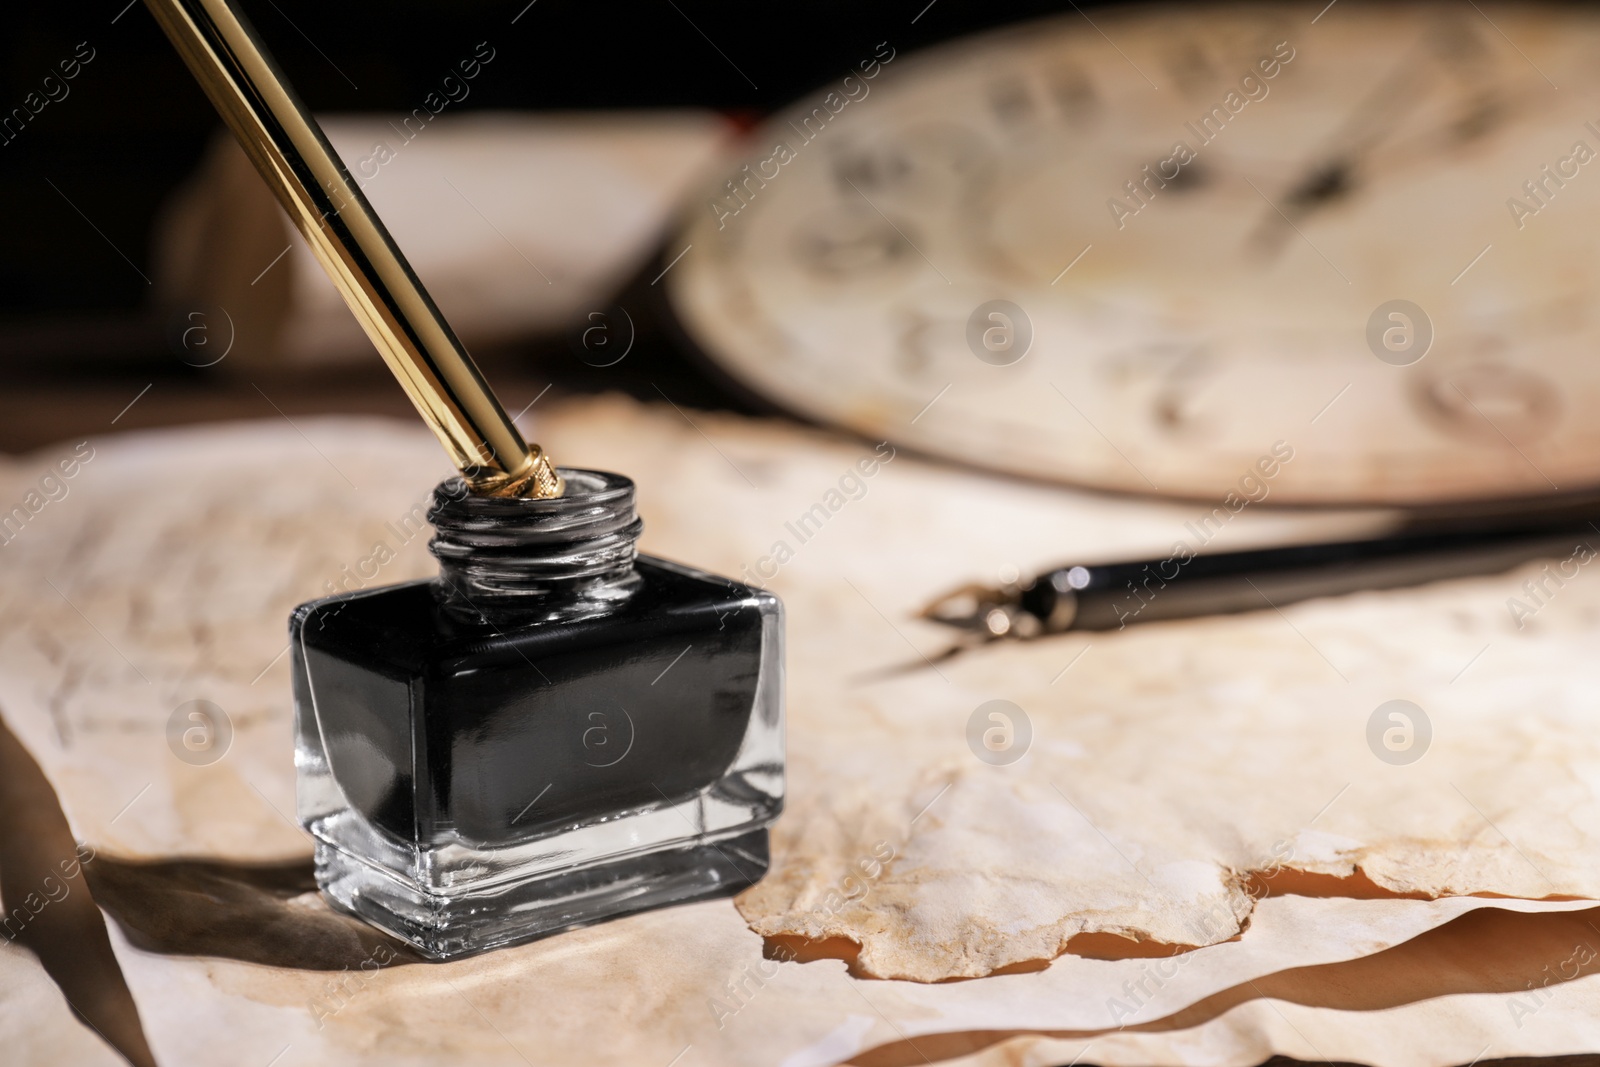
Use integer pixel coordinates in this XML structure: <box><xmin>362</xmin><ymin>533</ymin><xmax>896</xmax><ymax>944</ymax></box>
<box><xmin>920</xmin><ymin>582</ymin><xmax>1040</xmax><ymax>641</ymax></box>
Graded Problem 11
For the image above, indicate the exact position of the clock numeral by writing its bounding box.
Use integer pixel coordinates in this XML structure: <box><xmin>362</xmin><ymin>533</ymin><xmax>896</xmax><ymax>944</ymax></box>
<box><xmin>1413</xmin><ymin>362</ymin><xmax>1560</xmax><ymax>446</ymax></box>
<box><xmin>897</xmin><ymin>310</ymin><xmax>965</xmax><ymax>378</ymax></box>
<box><xmin>987</xmin><ymin>78</ymin><xmax>1035</xmax><ymax>126</ymax></box>
<box><xmin>832</xmin><ymin>144</ymin><xmax>911</xmax><ymax>194</ymax></box>
<box><xmin>1047</xmin><ymin>63</ymin><xmax>1096</xmax><ymax>124</ymax></box>
<box><xmin>794</xmin><ymin>209</ymin><xmax>914</xmax><ymax>279</ymax></box>
<box><xmin>1152</xmin><ymin>351</ymin><xmax>1220</xmax><ymax>439</ymax></box>
<box><xmin>1162</xmin><ymin>42</ymin><xmax>1215</xmax><ymax>96</ymax></box>
<box><xmin>1100</xmin><ymin>341</ymin><xmax>1222</xmax><ymax>440</ymax></box>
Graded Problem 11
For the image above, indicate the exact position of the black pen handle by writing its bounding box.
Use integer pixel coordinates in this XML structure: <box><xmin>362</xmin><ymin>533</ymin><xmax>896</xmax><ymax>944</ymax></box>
<box><xmin>1017</xmin><ymin>521</ymin><xmax>1599</xmax><ymax>632</ymax></box>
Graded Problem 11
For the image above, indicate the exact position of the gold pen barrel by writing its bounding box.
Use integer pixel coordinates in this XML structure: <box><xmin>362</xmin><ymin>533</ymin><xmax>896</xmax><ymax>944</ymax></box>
<box><xmin>143</xmin><ymin>0</ymin><xmax>563</xmax><ymax>498</ymax></box>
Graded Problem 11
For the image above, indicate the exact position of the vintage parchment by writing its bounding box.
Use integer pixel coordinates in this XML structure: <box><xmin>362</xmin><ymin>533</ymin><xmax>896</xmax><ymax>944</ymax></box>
<box><xmin>928</xmin><ymin>982</ymin><xmax>1600</xmax><ymax>1067</ymax></box>
<box><xmin>1</xmin><ymin>396</ymin><xmax>1597</xmax><ymax>1064</ymax></box>
<box><xmin>929</xmin><ymin>903</ymin><xmax>1600</xmax><ymax>1065</ymax></box>
<box><xmin>97</xmin><ymin>894</ymin><xmax>1600</xmax><ymax>1067</ymax></box>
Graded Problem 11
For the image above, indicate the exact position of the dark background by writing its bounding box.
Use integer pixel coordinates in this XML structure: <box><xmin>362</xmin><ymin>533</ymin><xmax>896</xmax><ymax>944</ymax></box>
<box><xmin>0</xmin><ymin>0</ymin><xmax>1090</xmax><ymax>341</ymax></box>
<box><xmin>0</xmin><ymin>0</ymin><xmax>1124</xmax><ymax>448</ymax></box>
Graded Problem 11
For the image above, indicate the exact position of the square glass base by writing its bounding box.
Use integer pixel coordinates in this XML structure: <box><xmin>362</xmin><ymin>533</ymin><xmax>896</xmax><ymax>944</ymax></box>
<box><xmin>316</xmin><ymin>827</ymin><xmax>770</xmax><ymax>959</ymax></box>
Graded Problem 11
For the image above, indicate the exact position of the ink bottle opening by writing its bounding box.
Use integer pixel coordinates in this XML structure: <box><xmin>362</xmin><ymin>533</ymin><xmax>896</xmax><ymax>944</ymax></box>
<box><xmin>291</xmin><ymin>469</ymin><xmax>784</xmax><ymax>959</ymax></box>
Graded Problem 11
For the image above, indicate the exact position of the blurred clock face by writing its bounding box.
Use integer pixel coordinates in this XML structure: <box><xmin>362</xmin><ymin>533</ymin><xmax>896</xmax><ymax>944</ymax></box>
<box><xmin>666</xmin><ymin>2</ymin><xmax>1600</xmax><ymax>505</ymax></box>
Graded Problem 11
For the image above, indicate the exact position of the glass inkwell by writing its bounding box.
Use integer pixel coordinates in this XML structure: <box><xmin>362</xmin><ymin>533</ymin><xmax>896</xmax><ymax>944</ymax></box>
<box><xmin>292</xmin><ymin>473</ymin><xmax>784</xmax><ymax>958</ymax></box>
<box><xmin>147</xmin><ymin>0</ymin><xmax>784</xmax><ymax>957</ymax></box>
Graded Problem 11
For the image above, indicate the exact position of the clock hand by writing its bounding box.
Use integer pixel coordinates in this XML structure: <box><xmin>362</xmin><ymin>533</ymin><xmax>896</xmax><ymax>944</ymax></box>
<box><xmin>1247</xmin><ymin>60</ymin><xmax>1428</xmax><ymax>254</ymax></box>
<box><xmin>1248</xmin><ymin>18</ymin><xmax>1498</xmax><ymax>251</ymax></box>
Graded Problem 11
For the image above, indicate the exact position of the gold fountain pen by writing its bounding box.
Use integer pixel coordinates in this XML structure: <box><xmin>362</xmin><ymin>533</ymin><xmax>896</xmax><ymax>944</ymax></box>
<box><xmin>143</xmin><ymin>0</ymin><xmax>563</xmax><ymax>499</ymax></box>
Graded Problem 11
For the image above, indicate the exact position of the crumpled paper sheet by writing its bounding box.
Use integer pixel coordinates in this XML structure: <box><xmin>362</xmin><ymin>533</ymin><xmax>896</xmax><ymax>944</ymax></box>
<box><xmin>924</xmin><ymin>903</ymin><xmax>1600</xmax><ymax>1066</ymax></box>
<box><xmin>0</xmin><ymin>935</ymin><xmax>124</xmax><ymax>1066</ymax></box>
<box><xmin>97</xmin><ymin>895</ymin><xmax>1600</xmax><ymax>1067</ymax></box>
<box><xmin>1</xmin><ymin>396</ymin><xmax>1598</xmax><ymax>1064</ymax></box>
<box><xmin>922</xmin><ymin>984</ymin><xmax>1600</xmax><ymax>1067</ymax></box>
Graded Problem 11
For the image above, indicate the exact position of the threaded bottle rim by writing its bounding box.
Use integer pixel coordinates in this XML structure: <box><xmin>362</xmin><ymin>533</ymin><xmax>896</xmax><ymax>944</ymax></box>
<box><xmin>428</xmin><ymin>468</ymin><xmax>642</xmax><ymax>622</ymax></box>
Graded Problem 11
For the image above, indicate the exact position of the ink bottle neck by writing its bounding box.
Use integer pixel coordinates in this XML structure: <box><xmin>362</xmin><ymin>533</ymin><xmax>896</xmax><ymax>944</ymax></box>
<box><xmin>428</xmin><ymin>468</ymin><xmax>642</xmax><ymax>625</ymax></box>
